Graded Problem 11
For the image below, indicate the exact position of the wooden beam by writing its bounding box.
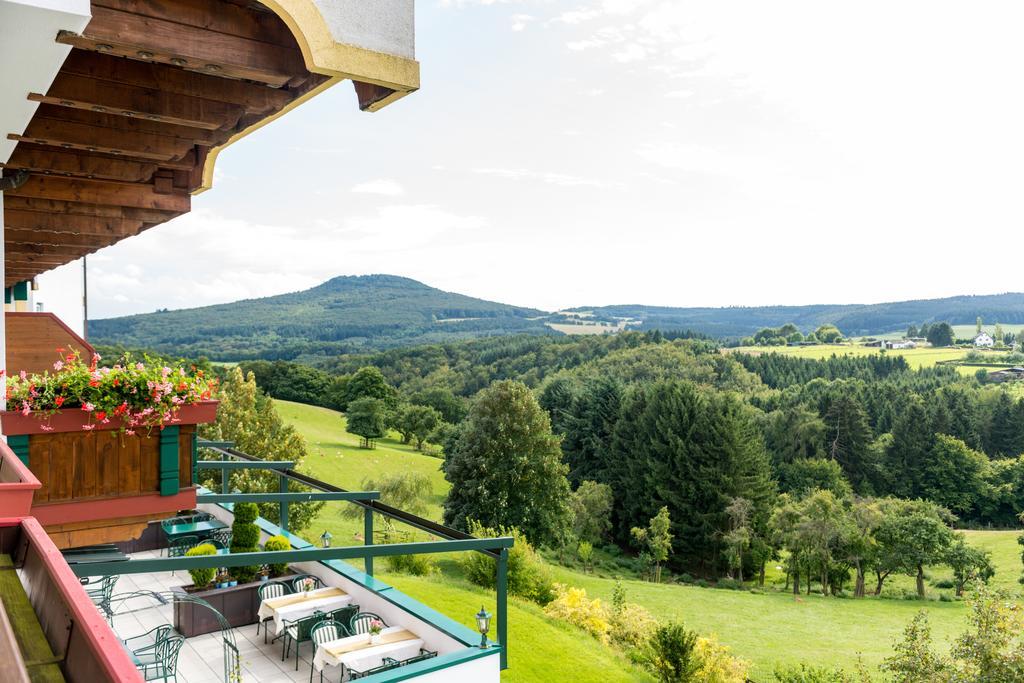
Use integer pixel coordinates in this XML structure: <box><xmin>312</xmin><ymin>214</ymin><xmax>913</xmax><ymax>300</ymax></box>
<box><xmin>6</xmin><ymin>243</ymin><xmax>98</xmax><ymax>259</ymax></box>
<box><xmin>59</xmin><ymin>51</ymin><xmax>293</xmax><ymax>115</ymax></box>
<box><xmin>3</xmin><ymin>197</ymin><xmax>125</xmax><ymax>218</ymax></box>
<box><xmin>13</xmin><ymin>117</ymin><xmax>193</xmax><ymax>162</ymax></box>
<box><xmin>5</xmin><ymin>229</ymin><xmax>127</xmax><ymax>248</ymax></box>
<box><xmin>32</xmin><ymin>72</ymin><xmax>243</xmax><ymax>131</ymax></box>
<box><xmin>4</xmin><ymin>210</ymin><xmax>142</xmax><ymax>237</ymax></box>
<box><xmin>94</xmin><ymin>0</ymin><xmax>297</xmax><ymax>47</ymax></box>
<box><xmin>59</xmin><ymin>5</ymin><xmax>306</xmax><ymax>87</ymax></box>
<box><xmin>2</xmin><ymin>145</ymin><xmax>157</xmax><ymax>183</ymax></box>
<box><xmin>6</xmin><ymin>176</ymin><xmax>190</xmax><ymax>212</ymax></box>
<box><xmin>32</xmin><ymin>104</ymin><xmax>228</xmax><ymax>147</ymax></box>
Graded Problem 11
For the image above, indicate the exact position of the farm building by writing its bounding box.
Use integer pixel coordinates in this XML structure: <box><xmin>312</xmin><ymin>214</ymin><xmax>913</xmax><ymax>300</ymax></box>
<box><xmin>975</xmin><ymin>333</ymin><xmax>996</xmax><ymax>347</ymax></box>
<box><xmin>988</xmin><ymin>367</ymin><xmax>1024</xmax><ymax>383</ymax></box>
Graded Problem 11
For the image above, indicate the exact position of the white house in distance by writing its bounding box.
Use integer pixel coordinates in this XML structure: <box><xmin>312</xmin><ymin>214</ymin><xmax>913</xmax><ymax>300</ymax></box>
<box><xmin>975</xmin><ymin>332</ymin><xmax>995</xmax><ymax>347</ymax></box>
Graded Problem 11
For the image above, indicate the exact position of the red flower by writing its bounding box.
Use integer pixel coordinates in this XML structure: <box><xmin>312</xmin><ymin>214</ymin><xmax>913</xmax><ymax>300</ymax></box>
<box><xmin>54</xmin><ymin>395</ymin><xmax>65</xmax><ymax>407</ymax></box>
<box><xmin>94</xmin><ymin>411</ymin><xmax>107</xmax><ymax>421</ymax></box>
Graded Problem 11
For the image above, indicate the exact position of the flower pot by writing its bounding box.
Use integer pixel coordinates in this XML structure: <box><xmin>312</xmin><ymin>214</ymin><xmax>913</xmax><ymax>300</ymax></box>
<box><xmin>217</xmin><ymin>583</ymin><xmax>228</xmax><ymax>589</ymax></box>
<box><xmin>371</xmin><ymin>633</ymin><xmax>383</xmax><ymax>645</ymax></box>
<box><xmin>0</xmin><ymin>400</ymin><xmax>219</xmax><ymax>435</ymax></box>
<box><xmin>228</xmin><ymin>581</ymin><xmax>238</xmax><ymax>587</ymax></box>
<box><xmin>259</xmin><ymin>575</ymin><xmax>268</xmax><ymax>582</ymax></box>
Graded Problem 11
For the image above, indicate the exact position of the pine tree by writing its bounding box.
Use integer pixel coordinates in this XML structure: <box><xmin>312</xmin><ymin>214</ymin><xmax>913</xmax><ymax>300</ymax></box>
<box><xmin>822</xmin><ymin>394</ymin><xmax>876</xmax><ymax>493</ymax></box>
<box><xmin>886</xmin><ymin>397</ymin><xmax>935</xmax><ymax>499</ymax></box>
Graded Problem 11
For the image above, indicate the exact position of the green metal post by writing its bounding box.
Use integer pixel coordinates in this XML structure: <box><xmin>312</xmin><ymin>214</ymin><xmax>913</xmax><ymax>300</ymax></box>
<box><xmin>364</xmin><ymin>506</ymin><xmax>374</xmax><ymax>576</ymax></box>
<box><xmin>222</xmin><ymin>465</ymin><xmax>229</xmax><ymax>494</ymax></box>
<box><xmin>497</xmin><ymin>547</ymin><xmax>508</xmax><ymax>670</ymax></box>
<box><xmin>191</xmin><ymin>431</ymin><xmax>198</xmax><ymax>486</ymax></box>
<box><xmin>158</xmin><ymin>426</ymin><xmax>180</xmax><ymax>496</ymax></box>
<box><xmin>278</xmin><ymin>473</ymin><xmax>288</xmax><ymax>533</ymax></box>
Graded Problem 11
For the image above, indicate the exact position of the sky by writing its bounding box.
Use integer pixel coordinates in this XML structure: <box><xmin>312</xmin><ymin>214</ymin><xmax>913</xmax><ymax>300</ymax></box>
<box><xmin>40</xmin><ymin>0</ymin><xmax>1024</xmax><ymax>320</ymax></box>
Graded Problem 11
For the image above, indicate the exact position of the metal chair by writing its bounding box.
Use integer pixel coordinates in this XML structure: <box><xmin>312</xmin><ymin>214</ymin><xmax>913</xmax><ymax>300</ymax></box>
<box><xmin>399</xmin><ymin>649</ymin><xmax>438</xmax><ymax>666</ymax></box>
<box><xmin>330</xmin><ymin>604</ymin><xmax>359</xmax><ymax>631</ymax></box>
<box><xmin>85</xmin><ymin>575</ymin><xmax>118</xmax><ymax>623</ymax></box>
<box><xmin>349</xmin><ymin>612</ymin><xmax>387</xmax><ymax>636</ymax></box>
<box><xmin>309</xmin><ymin>618</ymin><xmax>348</xmax><ymax>683</ymax></box>
<box><xmin>123</xmin><ymin>624</ymin><xmax>175</xmax><ymax>658</ymax></box>
<box><xmin>257</xmin><ymin>580</ymin><xmax>293</xmax><ymax>643</ymax></box>
<box><xmin>167</xmin><ymin>535</ymin><xmax>200</xmax><ymax>558</ymax></box>
<box><xmin>210</xmin><ymin>528</ymin><xmax>232</xmax><ymax>547</ymax></box>
<box><xmin>349</xmin><ymin>658</ymin><xmax>401</xmax><ymax>680</ymax></box>
<box><xmin>282</xmin><ymin>610</ymin><xmax>326</xmax><ymax>670</ymax></box>
<box><xmin>290</xmin><ymin>573</ymin><xmax>324</xmax><ymax>593</ymax></box>
<box><xmin>138</xmin><ymin>633</ymin><xmax>185</xmax><ymax>683</ymax></box>
<box><xmin>205</xmin><ymin>538</ymin><xmax>227</xmax><ymax>551</ymax></box>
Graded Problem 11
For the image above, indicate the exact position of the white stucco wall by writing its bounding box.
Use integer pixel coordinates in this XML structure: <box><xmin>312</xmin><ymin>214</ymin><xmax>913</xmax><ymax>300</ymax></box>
<box><xmin>314</xmin><ymin>0</ymin><xmax>414</xmax><ymax>59</ymax></box>
<box><xmin>408</xmin><ymin>651</ymin><xmax>501</xmax><ymax>682</ymax></box>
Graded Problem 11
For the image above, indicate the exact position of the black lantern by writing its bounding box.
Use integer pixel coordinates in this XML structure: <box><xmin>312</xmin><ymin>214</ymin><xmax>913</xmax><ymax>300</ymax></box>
<box><xmin>475</xmin><ymin>606</ymin><xmax>492</xmax><ymax>648</ymax></box>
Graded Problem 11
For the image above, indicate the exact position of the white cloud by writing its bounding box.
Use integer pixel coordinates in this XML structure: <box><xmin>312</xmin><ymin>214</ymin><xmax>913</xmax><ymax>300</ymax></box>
<box><xmin>473</xmin><ymin>167</ymin><xmax>624</xmax><ymax>189</ymax></box>
<box><xmin>510</xmin><ymin>13</ymin><xmax>535</xmax><ymax>30</ymax></box>
<box><xmin>351</xmin><ymin>179</ymin><xmax>405</xmax><ymax>196</ymax></box>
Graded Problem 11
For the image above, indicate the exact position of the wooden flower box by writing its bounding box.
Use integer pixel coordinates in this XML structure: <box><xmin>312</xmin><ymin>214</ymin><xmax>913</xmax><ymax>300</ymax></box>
<box><xmin>172</xmin><ymin>579</ymin><xmax>264</xmax><ymax>637</ymax></box>
<box><xmin>0</xmin><ymin>401</ymin><xmax>218</xmax><ymax>547</ymax></box>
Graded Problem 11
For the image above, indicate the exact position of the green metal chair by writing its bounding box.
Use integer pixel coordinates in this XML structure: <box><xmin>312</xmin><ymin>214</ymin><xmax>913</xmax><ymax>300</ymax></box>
<box><xmin>309</xmin><ymin>618</ymin><xmax>348</xmax><ymax>683</ymax></box>
<box><xmin>85</xmin><ymin>575</ymin><xmax>118</xmax><ymax>623</ymax></box>
<box><xmin>257</xmin><ymin>580</ymin><xmax>293</xmax><ymax>643</ymax></box>
<box><xmin>210</xmin><ymin>528</ymin><xmax>232</xmax><ymax>547</ymax></box>
<box><xmin>167</xmin><ymin>535</ymin><xmax>200</xmax><ymax>558</ymax></box>
<box><xmin>282</xmin><ymin>609</ymin><xmax>326</xmax><ymax>670</ymax></box>
<box><xmin>348</xmin><ymin>657</ymin><xmax>401</xmax><ymax>679</ymax></box>
<box><xmin>205</xmin><ymin>538</ymin><xmax>227</xmax><ymax>551</ymax></box>
<box><xmin>330</xmin><ymin>604</ymin><xmax>359</xmax><ymax>630</ymax></box>
<box><xmin>290</xmin><ymin>573</ymin><xmax>324</xmax><ymax>593</ymax></box>
<box><xmin>138</xmin><ymin>633</ymin><xmax>185</xmax><ymax>683</ymax></box>
<box><xmin>123</xmin><ymin>624</ymin><xmax>175</xmax><ymax>657</ymax></box>
<box><xmin>399</xmin><ymin>649</ymin><xmax>438</xmax><ymax>666</ymax></box>
<box><xmin>349</xmin><ymin>612</ymin><xmax>387</xmax><ymax>636</ymax></box>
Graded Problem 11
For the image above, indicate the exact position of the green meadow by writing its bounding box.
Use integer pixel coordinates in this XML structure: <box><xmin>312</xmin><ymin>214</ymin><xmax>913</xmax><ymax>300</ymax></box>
<box><xmin>279</xmin><ymin>400</ymin><xmax>1022</xmax><ymax>681</ymax></box>
<box><xmin>728</xmin><ymin>343</ymin><xmax>971</xmax><ymax>369</ymax></box>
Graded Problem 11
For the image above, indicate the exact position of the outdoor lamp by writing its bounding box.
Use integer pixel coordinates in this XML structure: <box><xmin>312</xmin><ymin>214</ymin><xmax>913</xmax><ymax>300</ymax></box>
<box><xmin>320</xmin><ymin>530</ymin><xmax>333</xmax><ymax>548</ymax></box>
<box><xmin>475</xmin><ymin>606</ymin><xmax>492</xmax><ymax>648</ymax></box>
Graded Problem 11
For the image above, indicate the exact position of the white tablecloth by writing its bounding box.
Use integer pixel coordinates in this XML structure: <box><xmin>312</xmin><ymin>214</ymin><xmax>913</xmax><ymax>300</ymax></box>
<box><xmin>313</xmin><ymin>626</ymin><xmax>424</xmax><ymax>673</ymax></box>
<box><xmin>257</xmin><ymin>587</ymin><xmax>352</xmax><ymax>635</ymax></box>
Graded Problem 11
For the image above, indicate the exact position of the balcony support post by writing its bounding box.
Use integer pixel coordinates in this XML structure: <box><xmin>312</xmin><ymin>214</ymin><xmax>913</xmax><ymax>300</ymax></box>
<box><xmin>278</xmin><ymin>472</ymin><xmax>288</xmax><ymax>533</ymax></box>
<box><xmin>497</xmin><ymin>547</ymin><xmax>508</xmax><ymax>670</ymax></box>
<box><xmin>364</xmin><ymin>505</ymin><xmax>373</xmax><ymax>576</ymax></box>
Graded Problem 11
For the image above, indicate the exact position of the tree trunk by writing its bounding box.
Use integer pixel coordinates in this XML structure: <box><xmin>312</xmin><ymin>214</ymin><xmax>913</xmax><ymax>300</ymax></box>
<box><xmin>875</xmin><ymin>570</ymin><xmax>885</xmax><ymax>596</ymax></box>
<box><xmin>854</xmin><ymin>561</ymin><xmax>865</xmax><ymax>598</ymax></box>
<box><xmin>956</xmin><ymin>580</ymin><xmax>964</xmax><ymax>597</ymax></box>
<box><xmin>758</xmin><ymin>562</ymin><xmax>766</xmax><ymax>587</ymax></box>
<box><xmin>916</xmin><ymin>565</ymin><xmax>925</xmax><ymax>599</ymax></box>
<box><xmin>792</xmin><ymin>569</ymin><xmax>800</xmax><ymax>595</ymax></box>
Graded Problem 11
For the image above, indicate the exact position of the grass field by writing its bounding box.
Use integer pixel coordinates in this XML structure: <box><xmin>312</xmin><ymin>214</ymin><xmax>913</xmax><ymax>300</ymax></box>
<box><xmin>278</xmin><ymin>400</ymin><xmax>1023</xmax><ymax>682</ymax></box>
<box><xmin>728</xmin><ymin>343</ymin><xmax>971</xmax><ymax>369</ymax></box>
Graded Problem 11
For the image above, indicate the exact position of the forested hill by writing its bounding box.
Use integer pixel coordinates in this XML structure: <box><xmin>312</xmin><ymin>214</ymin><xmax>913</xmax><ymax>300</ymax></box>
<box><xmin>575</xmin><ymin>292</ymin><xmax>1024</xmax><ymax>337</ymax></box>
<box><xmin>89</xmin><ymin>275</ymin><xmax>551</xmax><ymax>361</ymax></box>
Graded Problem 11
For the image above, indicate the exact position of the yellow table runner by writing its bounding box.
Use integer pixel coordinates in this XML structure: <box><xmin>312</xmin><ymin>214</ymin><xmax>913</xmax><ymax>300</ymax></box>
<box><xmin>263</xmin><ymin>586</ymin><xmax>345</xmax><ymax>610</ymax></box>
<box><xmin>325</xmin><ymin>629</ymin><xmax>417</xmax><ymax>657</ymax></box>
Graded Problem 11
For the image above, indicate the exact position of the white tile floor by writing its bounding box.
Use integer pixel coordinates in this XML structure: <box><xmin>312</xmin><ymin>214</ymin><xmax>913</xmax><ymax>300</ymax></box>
<box><xmin>98</xmin><ymin>551</ymin><xmax>334</xmax><ymax>683</ymax></box>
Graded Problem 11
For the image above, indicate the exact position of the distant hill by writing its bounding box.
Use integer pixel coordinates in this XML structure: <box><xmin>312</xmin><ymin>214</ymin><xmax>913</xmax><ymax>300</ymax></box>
<box><xmin>572</xmin><ymin>293</ymin><xmax>1024</xmax><ymax>338</ymax></box>
<box><xmin>89</xmin><ymin>275</ymin><xmax>551</xmax><ymax>361</ymax></box>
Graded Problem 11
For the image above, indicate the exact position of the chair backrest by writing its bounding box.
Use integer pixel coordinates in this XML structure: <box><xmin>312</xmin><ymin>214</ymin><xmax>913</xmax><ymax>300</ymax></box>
<box><xmin>330</xmin><ymin>604</ymin><xmax>358</xmax><ymax>630</ymax></box>
<box><xmin>310</xmin><ymin>619</ymin><xmax>345</xmax><ymax>648</ymax></box>
<box><xmin>401</xmin><ymin>649</ymin><xmax>437</xmax><ymax>666</ymax></box>
<box><xmin>211</xmin><ymin>529</ymin><xmax>232</xmax><ymax>546</ymax></box>
<box><xmin>91</xmin><ymin>574</ymin><xmax>118</xmax><ymax>601</ymax></box>
<box><xmin>205</xmin><ymin>538</ymin><xmax>227</xmax><ymax>550</ymax></box>
<box><xmin>168</xmin><ymin>536</ymin><xmax>200</xmax><ymax>557</ymax></box>
<box><xmin>258</xmin><ymin>581</ymin><xmax>292</xmax><ymax>601</ymax></box>
<box><xmin>296</xmin><ymin>611</ymin><xmax>325</xmax><ymax>640</ymax></box>
<box><xmin>290</xmin><ymin>574</ymin><xmax>323</xmax><ymax>592</ymax></box>
<box><xmin>349</xmin><ymin>612</ymin><xmax>387</xmax><ymax>635</ymax></box>
<box><xmin>155</xmin><ymin>634</ymin><xmax>185</xmax><ymax>674</ymax></box>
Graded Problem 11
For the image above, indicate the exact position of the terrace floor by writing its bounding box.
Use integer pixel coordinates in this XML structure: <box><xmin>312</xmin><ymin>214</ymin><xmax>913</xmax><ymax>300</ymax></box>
<box><xmin>101</xmin><ymin>551</ymin><xmax>326</xmax><ymax>683</ymax></box>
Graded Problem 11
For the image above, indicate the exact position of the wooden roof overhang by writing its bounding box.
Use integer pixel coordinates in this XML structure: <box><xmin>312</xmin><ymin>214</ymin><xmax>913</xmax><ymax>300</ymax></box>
<box><xmin>0</xmin><ymin>0</ymin><xmax>415</xmax><ymax>287</ymax></box>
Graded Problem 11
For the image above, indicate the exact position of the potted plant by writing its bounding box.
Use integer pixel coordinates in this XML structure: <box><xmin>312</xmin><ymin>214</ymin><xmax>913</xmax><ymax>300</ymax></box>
<box><xmin>1</xmin><ymin>350</ymin><xmax>218</xmax><ymax>513</ymax></box>
<box><xmin>228</xmin><ymin>502</ymin><xmax>261</xmax><ymax>584</ymax></box>
<box><xmin>184</xmin><ymin>543</ymin><xmax>217</xmax><ymax>590</ymax></box>
<box><xmin>369</xmin><ymin>619</ymin><xmax>385</xmax><ymax>644</ymax></box>
<box><xmin>263</xmin><ymin>534</ymin><xmax>290</xmax><ymax>577</ymax></box>
<box><xmin>215</xmin><ymin>570</ymin><xmax>229</xmax><ymax>589</ymax></box>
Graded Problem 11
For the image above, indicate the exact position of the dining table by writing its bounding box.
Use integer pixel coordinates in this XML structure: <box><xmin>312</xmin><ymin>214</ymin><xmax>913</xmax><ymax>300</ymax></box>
<box><xmin>256</xmin><ymin>586</ymin><xmax>352</xmax><ymax>636</ymax></box>
<box><xmin>161</xmin><ymin>519</ymin><xmax>227</xmax><ymax>543</ymax></box>
<box><xmin>312</xmin><ymin>626</ymin><xmax>424</xmax><ymax>675</ymax></box>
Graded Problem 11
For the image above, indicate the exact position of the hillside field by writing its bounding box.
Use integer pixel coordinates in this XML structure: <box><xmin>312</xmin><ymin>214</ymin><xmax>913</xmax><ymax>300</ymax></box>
<box><xmin>727</xmin><ymin>343</ymin><xmax>971</xmax><ymax>369</ymax></box>
<box><xmin>279</xmin><ymin>400</ymin><xmax>1023</xmax><ymax>681</ymax></box>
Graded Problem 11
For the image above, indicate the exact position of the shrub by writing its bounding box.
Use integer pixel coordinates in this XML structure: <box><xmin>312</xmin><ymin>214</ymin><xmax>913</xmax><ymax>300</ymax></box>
<box><xmin>544</xmin><ymin>584</ymin><xmax>611</xmax><ymax>645</ymax></box>
<box><xmin>262</xmin><ymin>534</ymin><xmax>290</xmax><ymax>577</ymax></box>
<box><xmin>693</xmin><ymin>635</ymin><xmax>749</xmax><ymax>682</ymax></box>
<box><xmin>773</xmin><ymin>663</ymin><xmax>858</xmax><ymax>682</ymax></box>
<box><xmin>716</xmin><ymin>578</ymin><xmax>743</xmax><ymax>591</ymax></box>
<box><xmin>459</xmin><ymin>522</ymin><xmax>555</xmax><ymax>605</ymax></box>
<box><xmin>386</xmin><ymin>553</ymin><xmax>436</xmax><ymax>576</ymax></box>
<box><xmin>932</xmin><ymin>578</ymin><xmax>955</xmax><ymax>589</ymax></box>
<box><xmin>694</xmin><ymin>579</ymin><xmax>710</xmax><ymax>588</ymax></box>
<box><xmin>229</xmin><ymin>502</ymin><xmax>261</xmax><ymax>583</ymax></box>
<box><xmin>642</xmin><ymin>622</ymin><xmax>701</xmax><ymax>682</ymax></box>
<box><xmin>678</xmin><ymin>573</ymin><xmax>694</xmax><ymax>584</ymax></box>
<box><xmin>185</xmin><ymin>543</ymin><xmax>217</xmax><ymax>589</ymax></box>
<box><xmin>610</xmin><ymin>601</ymin><xmax>657</xmax><ymax>652</ymax></box>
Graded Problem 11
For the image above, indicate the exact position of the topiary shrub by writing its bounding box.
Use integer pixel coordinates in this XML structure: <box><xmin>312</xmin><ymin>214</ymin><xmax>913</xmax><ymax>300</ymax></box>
<box><xmin>185</xmin><ymin>543</ymin><xmax>217</xmax><ymax>589</ymax></box>
<box><xmin>262</xmin><ymin>535</ymin><xmax>291</xmax><ymax>577</ymax></box>
<box><xmin>229</xmin><ymin>502</ymin><xmax>260</xmax><ymax>583</ymax></box>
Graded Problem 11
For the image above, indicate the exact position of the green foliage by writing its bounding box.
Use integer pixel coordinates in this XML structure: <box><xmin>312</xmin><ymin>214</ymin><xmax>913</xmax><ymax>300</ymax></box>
<box><xmin>443</xmin><ymin>380</ymin><xmax>571</xmax><ymax>548</ymax></box>
<box><xmin>185</xmin><ymin>543</ymin><xmax>217</xmax><ymax>589</ymax></box>
<box><xmin>642</xmin><ymin>622</ymin><xmax>701</xmax><ymax>682</ymax></box>
<box><xmin>571</xmin><ymin>481</ymin><xmax>614</xmax><ymax>547</ymax></box>
<box><xmin>772</xmin><ymin>663</ymin><xmax>866</xmax><ymax>682</ymax></box>
<box><xmin>632</xmin><ymin>507</ymin><xmax>673</xmax><ymax>583</ymax></box>
<box><xmin>385</xmin><ymin>552</ymin><xmax>436</xmax><ymax>576</ymax></box>
<box><xmin>343</xmin><ymin>366</ymin><xmax>398</xmax><ymax>412</ymax></box>
<box><xmin>229</xmin><ymin>501</ymin><xmax>260</xmax><ymax>583</ymax></box>
<box><xmin>346</xmin><ymin>396</ymin><xmax>389</xmax><ymax>448</ymax></box>
<box><xmin>394</xmin><ymin>403</ymin><xmax>443</xmax><ymax>450</ymax></box>
<box><xmin>874</xmin><ymin>499</ymin><xmax>955</xmax><ymax>598</ymax></box>
<box><xmin>944</xmin><ymin>535</ymin><xmax>994</xmax><ymax>597</ymax></box>
<box><xmin>262</xmin><ymin>535</ymin><xmax>291</xmax><ymax>577</ymax></box>
<box><xmin>926</xmin><ymin>322</ymin><xmax>955</xmax><ymax>347</ymax></box>
<box><xmin>814</xmin><ymin>325</ymin><xmax>843</xmax><ymax>344</ymax></box>
<box><xmin>778</xmin><ymin>459</ymin><xmax>852</xmax><ymax>499</ymax></box>
<box><xmin>458</xmin><ymin>522</ymin><xmax>555</xmax><ymax>605</ymax></box>
<box><xmin>199</xmin><ymin>367</ymin><xmax>324</xmax><ymax>533</ymax></box>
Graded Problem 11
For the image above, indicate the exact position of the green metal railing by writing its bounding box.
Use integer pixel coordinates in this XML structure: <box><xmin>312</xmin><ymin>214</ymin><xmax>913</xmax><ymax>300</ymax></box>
<box><xmin>163</xmin><ymin>440</ymin><xmax>513</xmax><ymax>669</ymax></box>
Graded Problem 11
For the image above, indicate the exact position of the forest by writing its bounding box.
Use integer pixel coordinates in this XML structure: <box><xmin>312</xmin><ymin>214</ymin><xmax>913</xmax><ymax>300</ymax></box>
<box><xmin>240</xmin><ymin>331</ymin><xmax>1024</xmax><ymax>592</ymax></box>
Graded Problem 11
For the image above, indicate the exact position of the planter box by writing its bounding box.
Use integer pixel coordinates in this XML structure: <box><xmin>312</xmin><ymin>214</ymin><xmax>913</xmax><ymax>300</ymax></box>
<box><xmin>0</xmin><ymin>401</ymin><xmax>218</xmax><ymax>506</ymax></box>
<box><xmin>172</xmin><ymin>578</ymin><xmax>265</xmax><ymax>637</ymax></box>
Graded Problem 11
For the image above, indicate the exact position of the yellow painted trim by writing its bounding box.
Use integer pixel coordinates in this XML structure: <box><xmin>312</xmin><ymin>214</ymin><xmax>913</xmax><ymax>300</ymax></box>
<box><xmin>194</xmin><ymin>0</ymin><xmax>419</xmax><ymax>193</ymax></box>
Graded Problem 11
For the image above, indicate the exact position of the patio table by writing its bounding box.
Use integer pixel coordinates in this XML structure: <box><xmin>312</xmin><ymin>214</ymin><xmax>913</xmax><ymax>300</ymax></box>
<box><xmin>313</xmin><ymin>626</ymin><xmax>423</xmax><ymax>674</ymax></box>
<box><xmin>161</xmin><ymin>520</ymin><xmax>227</xmax><ymax>542</ymax></box>
<box><xmin>256</xmin><ymin>586</ymin><xmax>351</xmax><ymax>636</ymax></box>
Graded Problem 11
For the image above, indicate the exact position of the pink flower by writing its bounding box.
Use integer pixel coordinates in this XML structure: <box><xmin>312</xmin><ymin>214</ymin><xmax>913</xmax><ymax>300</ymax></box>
<box><xmin>19</xmin><ymin>371</ymin><xmax>26</xmax><ymax>381</ymax></box>
<box><xmin>20</xmin><ymin>402</ymin><xmax>30</xmax><ymax>416</ymax></box>
<box><xmin>125</xmin><ymin>429</ymin><xmax>135</xmax><ymax>436</ymax></box>
<box><xmin>135</xmin><ymin>363</ymin><xmax>145</xmax><ymax>371</ymax></box>
<box><xmin>53</xmin><ymin>360</ymin><xmax>64</xmax><ymax>371</ymax></box>
<box><xmin>81</xmin><ymin>402</ymin><xmax>95</xmax><ymax>412</ymax></box>
<box><xmin>40</xmin><ymin>425</ymin><xmax>53</xmax><ymax>432</ymax></box>
<box><xmin>81</xmin><ymin>424</ymin><xmax>95</xmax><ymax>431</ymax></box>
